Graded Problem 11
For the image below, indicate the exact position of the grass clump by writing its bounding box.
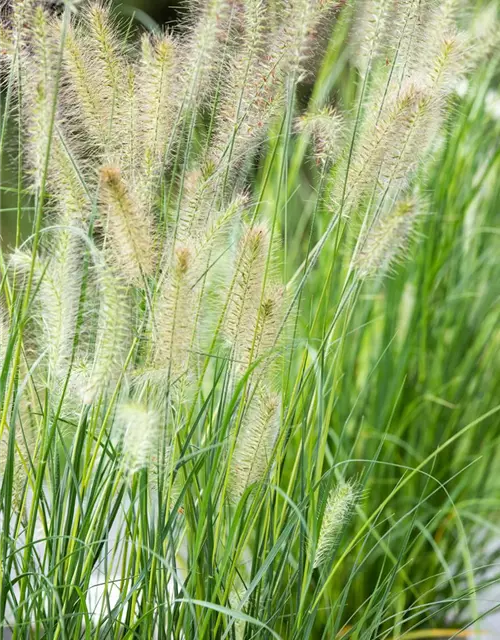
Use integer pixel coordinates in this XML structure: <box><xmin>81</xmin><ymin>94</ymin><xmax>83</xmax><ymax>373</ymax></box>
<box><xmin>0</xmin><ymin>0</ymin><xmax>499</xmax><ymax>638</ymax></box>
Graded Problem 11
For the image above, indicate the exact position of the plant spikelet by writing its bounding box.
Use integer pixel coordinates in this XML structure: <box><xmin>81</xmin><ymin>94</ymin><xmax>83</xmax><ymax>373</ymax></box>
<box><xmin>62</xmin><ymin>21</ymin><xmax>110</xmax><ymax>147</ymax></box>
<box><xmin>0</xmin><ymin>22</ymin><xmax>15</xmax><ymax>74</ymax></box>
<box><xmin>176</xmin><ymin>168</ymin><xmax>215</xmax><ymax>243</ymax></box>
<box><xmin>46</xmin><ymin>233</ymin><xmax>83</xmax><ymax>378</ymax></box>
<box><xmin>83</xmin><ymin>260</ymin><xmax>131</xmax><ymax>404</ymax></box>
<box><xmin>12</xmin><ymin>9</ymin><xmax>89</xmax><ymax>217</ymax></box>
<box><xmin>177</xmin><ymin>170</ymin><xmax>246</xmax><ymax>252</ymax></box>
<box><xmin>180</xmin><ymin>0</ymin><xmax>235</xmax><ymax>108</ymax></box>
<box><xmin>388</xmin><ymin>0</ymin><xmax>434</xmax><ymax>83</ymax></box>
<box><xmin>338</xmin><ymin>82</ymin><xmax>435</xmax><ymax>215</ymax></box>
<box><xmin>209</xmin><ymin>1</ymin><xmax>283</xmax><ymax>186</ymax></box>
<box><xmin>426</xmin><ymin>31</ymin><xmax>469</xmax><ymax>96</ymax></box>
<box><xmin>137</xmin><ymin>32</ymin><xmax>177</xmax><ymax>183</ymax></box>
<box><xmin>229</xmin><ymin>389</ymin><xmax>280</xmax><ymax>501</ymax></box>
<box><xmin>21</xmin><ymin>5</ymin><xmax>59</xmax><ymax>190</ymax></box>
<box><xmin>61</xmin><ymin>2</ymin><xmax>128</xmax><ymax>155</ymax></box>
<box><xmin>467</xmin><ymin>4</ymin><xmax>500</xmax><ymax>66</ymax></box>
<box><xmin>297</xmin><ymin>106</ymin><xmax>345</xmax><ymax>167</ymax></box>
<box><xmin>224</xmin><ymin>223</ymin><xmax>270</xmax><ymax>364</ymax></box>
<box><xmin>99</xmin><ymin>166</ymin><xmax>156</xmax><ymax>286</ymax></box>
<box><xmin>202</xmin><ymin>192</ymin><xmax>247</xmax><ymax>251</ymax></box>
<box><xmin>212</xmin><ymin>54</ymin><xmax>283</xmax><ymax>189</ymax></box>
<box><xmin>240</xmin><ymin>283</ymin><xmax>285</xmax><ymax>377</ymax></box>
<box><xmin>279</xmin><ymin>0</ymin><xmax>342</xmax><ymax>80</ymax></box>
<box><xmin>10</xmin><ymin>239</ymin><xmax>82</xmax><ymax>381</ymax></box>
<box><xmin>83</xmin><ymin>2</ymin><xmax>127</xmax><ymax>139</ymax></box>
<box><xmin>355</xmin><ymin>197</ymin><xmax>420</xmax><ymax>278</ymax></box>
<box><xmin>352</xmin><ymin>0</ymin><xmax>390</xmax><ymax>69</ymax></box>
<box><xmin>152</xmin><ymin>242</ymin><xmax>200</xmax><ymax>385</ymax></box>
<box><xmin>115</xmin><ymin>400</ymin><xmax>160</xmax><ymax>475</ymax></box>
<box><xmin>51</xmin><ymin>137</ymin><xmax>91</xmax><ymax>223</ymax></box>
<box><xmin>314</xmin><ymin>480</ymin><xmax>359</xmax><ymax>568</ymax></box>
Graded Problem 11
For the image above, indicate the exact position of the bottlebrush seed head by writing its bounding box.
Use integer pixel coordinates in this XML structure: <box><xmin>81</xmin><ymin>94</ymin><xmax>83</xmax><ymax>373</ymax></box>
<box><xmin>351</xmin><ymin>0</ymin><xmax>392</xmax><ymax>73</ymax></box>
<box><xmin>21</xmin><ymin>5</ymin><xmax>60</xmax><ymax>190</ymax></box>
<box><xmin>338</xmin><ymin>82</ymin><xmax>435</xmax><ymax>216</ymax></box>
<box><xmin>9</xmin><ymin>238</ymin><xmax>82</xmax><ymax>382</ymax></box>
<box><xmin>229</xmin><ymin>389</ymin><xmax>280</xmax><ymax>501</ymax></box>
<box><xmin>99</xmin><ymin>165</ymin><xmax>156</xmax><ymax>286</ymax></box>
<box><xmin>82</xmin><ymin>260</ymin><xmax>132</xmax><ymax>404</ymax></box>
<box><xmin>224</xmin><ymin>223</ymin><xmax>270</xmax><ymax>358</ymax></box>
<box><xmin>180</xmin><ymin>0</ymin><xmax>236</xmax><ymax>108</ymax></box>
<box><xmin>151</xmin><ymin>241</ymin><xmax>200</xmax><ymax>386</ymax></box>
<box><xmin>138</xmin><ymin>31</ymin><xmax>177</xmax><ymax>176</ymax></box>
<box><xmin>239</xmin><ymin>282</ymin><xmax>285</xmax><ymax>377</ymax></box>
<box><xmin>313</xmin><ymin>480</ymin><xmax>360</xmax><ymax>568</ymax></box>
<box><xmin>355</xmin><ymin>198</ymin><xmax>420</xmax><ymax>279</ymax></box>
<box><xmin>115</xmin><ymin>400</ymin><xmax>160</xmax><ymax>475</ymax></box>
<box><xmin>296</xmin><ymin>106</ymin><xmax>345</xmax><ymax>167</ymax></box>
<box><xmin>279</xmin><ymin>0</ymin><xmax>342</xmax><ymax>81</ymax></box>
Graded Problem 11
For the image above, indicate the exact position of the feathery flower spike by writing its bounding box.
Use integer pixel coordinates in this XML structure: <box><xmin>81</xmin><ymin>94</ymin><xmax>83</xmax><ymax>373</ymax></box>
<box><xmin>314</xmin><ymin>480</ymin><xmax>359</xmax><ymax>568</ymax></box>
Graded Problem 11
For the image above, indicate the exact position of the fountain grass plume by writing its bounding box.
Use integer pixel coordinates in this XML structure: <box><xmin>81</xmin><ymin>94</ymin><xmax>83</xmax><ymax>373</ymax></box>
<box><xmin>229</xmin><ymin>386</ymin><xmax>281</xmax><ymax>501</ymax></box>
<box><xmin>115</xmin><ymin>400</ymin><xmax>160</xmax><ymax>475</ymax></box>
<box><xmin>354</xmin><ymin>197</ymin><xmax>421</xmax><ymax>279</ymax></box>
<box><xmin>313</xmin><ymin>480</ymin><xmax>360</xmax><ymax>569</ymax></box>
<box><xmin>99</xmin><ymin>165</ymin><xmax>157</xmax><ymax>286</ymax></box>
<box><xmin>1</xmin><ymin>0</ymin><xmax>474</xmax><ymax>474</ymax></box>
<box><xmin>82</xmin><ymin>259</ymin><xmax>132</xmax><ymax>404</ymax></box>
<box><xmin>296</xmin><ymin>106</ymin><xmax>345</xmax><ymax>168</ymax></box>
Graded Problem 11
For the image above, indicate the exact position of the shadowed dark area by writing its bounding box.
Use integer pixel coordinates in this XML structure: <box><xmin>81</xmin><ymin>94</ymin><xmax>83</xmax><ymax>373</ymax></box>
<box><xmin>114</xmin><ymin>0</ymin><xmax>183</xmax><ymax>26</ymax></box>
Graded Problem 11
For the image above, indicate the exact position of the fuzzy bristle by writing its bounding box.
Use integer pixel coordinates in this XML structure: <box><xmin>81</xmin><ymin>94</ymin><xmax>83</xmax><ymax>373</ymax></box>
<box><xmin>355</xmin><ymin>197</ymin><xmax>420</xmax><ymax>278</ymax></box>
<box><xmin>151</xmin><ymin>242</ymin><xmax>200</xmax><ymax>386</ymax></box>
<box><xmin>279</xmin><ymin>0</ymin><xmax>342</xmax><ymax>81</ymax></box>
<box><xmin>224</xmin><ymin>223</ymin><xmax>270</xmax><ymax>364</ymax></box>
<box><xmin>62</xmin><ymin>22</ymin><xmax>109</xmax><ymax>147</ymax></box>
<box><xmin>115</xmin><ymin>400</ymin><xmax>160</xmax><ymax>475</ymax></box>
<box><xmin>337</xmin><ymin>82</ymin><xmax>437</xmax><ymax>217</ymax></box>
<box><xmin>83</xmin><ymin>2</ymin><xmax>127</xmax><ymax>140</ymax></box>
<box><xmin>180</xmin><ymin>0</ymin><xmax>236</xmax><ymax>108</ymax></box>
<box><xmin>351</xmin><ymin>0</ymin><xmax>392</xmax><ymax>73</ymax></box>
<box><xmin>83</xmin><ymin>260</ymin><xmax>131</xmax><ymax>404</ymax></box>
<box><xmin>99</xmin><ymin>165</ymin><xmax>156</xmax><ymax>286</ymax></box>
<box><xmin>208</xmin><ymin>0</ymin><xmax>283</xmax><ymax>188</ymax></box>
<box><xmin>10</xmin><ymin>238</ymin><xmax>82</xmax><ymax>382</ymax></box>
<box><xmin>297</xmin><ymin>106</ymin><xmax>345</xmax><ymax>167</ymax></box>
<box><xmin>137</xmin><ymin>31</ymin><xmax>177</xmax><ymax>183</ymax></box>
<box><xmin>21</xmin><ymin>5</ymin><xmax>59</xmax><ymax>190</ymax></box>
<box><xmin>229</xmin><ymin>388</ymin><xmax>280</xmax><ymax>500</ymax></box>
<box><xmin>313</xmin><ymin>480</ymin><xmax>359</xmax><ymax>568</ymax></box>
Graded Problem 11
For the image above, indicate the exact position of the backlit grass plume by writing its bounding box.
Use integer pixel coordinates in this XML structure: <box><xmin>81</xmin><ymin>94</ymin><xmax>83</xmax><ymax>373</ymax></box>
<box><xmin>224</xmin><ymin>223</ymin><xmax>279</xmax><ymax>376</ymax></box>
<box><xmin>297</xmin><ymin>106</ymin><xmax>345</xmax><ymax>168</ymax></box>
<box><xmin>115</xmin><ymin>400</ymin><xmax>160</xmax><ymax>474</ymax></box>
<box><xmin>229</xmin><ymin>388</ymin><xmax>280</xmax><ymax>500</ymax></box>
<box><xmin>99</xmin><ymin>165</ymin><xmax>156</xmax><ymax>285</ymax></box>
<box><xmin>313</xmin><ymin>480</ymin><xmax>360</xmax><ymax>569</ymax></box>
<box><xmin>354</xmin><ymin>197</ymin><xmax>421</xmax><ymax>279</ymax></box>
